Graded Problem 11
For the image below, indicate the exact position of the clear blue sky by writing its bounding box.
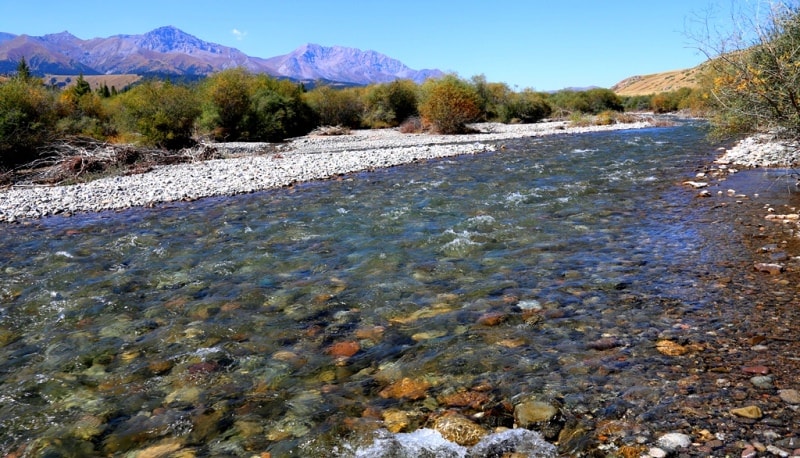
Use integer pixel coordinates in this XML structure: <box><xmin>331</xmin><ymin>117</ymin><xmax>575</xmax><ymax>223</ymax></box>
<box><xmin>1</xmin><ymin>0</ymin><xmax>728</xmax><ymax>90</ymax></box>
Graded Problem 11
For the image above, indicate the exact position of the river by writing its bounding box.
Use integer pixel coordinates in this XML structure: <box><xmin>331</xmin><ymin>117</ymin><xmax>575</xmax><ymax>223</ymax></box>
<box><xmin>2</xmin><ymin>121</ymin><xmax>798</xmax><ymax>457</ymax></box>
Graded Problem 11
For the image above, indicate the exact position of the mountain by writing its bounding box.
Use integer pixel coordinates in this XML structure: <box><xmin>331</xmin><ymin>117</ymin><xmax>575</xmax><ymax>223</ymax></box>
<box><xmin>263</xmin><ymin>43</ymin><xmax>442</xmax><ymax>84</ymax></box>
<box><xmin>612</xmin><ymin>66</ymin><xmax>703</xmax><ymax>96</ymax></box>
<box><xmin>0</xmin><ymin>26</ymin><xmax>442</xmax><ymax>85</ymax></box>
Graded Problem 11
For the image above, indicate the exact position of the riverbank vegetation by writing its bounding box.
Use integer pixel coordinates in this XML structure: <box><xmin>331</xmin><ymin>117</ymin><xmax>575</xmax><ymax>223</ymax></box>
<box><xmin>1</xmin><ymin>57</ymin><xmax>702</xmax><ymax>172</ymax></box>
<box><xmin>694</xmin><ymin>1</ymin><xmax>800</xmax><ymax>141</ymax></box>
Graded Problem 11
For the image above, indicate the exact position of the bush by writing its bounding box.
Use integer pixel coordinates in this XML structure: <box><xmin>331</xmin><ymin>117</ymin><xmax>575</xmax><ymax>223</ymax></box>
<box><xmin>304</xmin><ymin>86</ymin><xmax>364</xmax><ymax>128</ymax></box>
<box><xmin>199</xmin><ymin>70</ymin><xmax>314</xmax><ymax>142</ymax></box>
<box><xmin>0</xmin><ymin>77</ymin><xmax>58</xmax><ymax>165</ymax></box>
<box><xmin>245</xmin><ymin>87</ymin><xmax>314</xmax><ymax>141</ymax></box>
<box><xmin>418</xmin><ymin>75</ymin><xmax>481</xmax><ymax>134</ymax></box>
<box><xmin>549</xmin><ymin>88</ymin><xmax>623</xmax><ymax>115</ymax></box>
<box><xmin>698</xmin><ymin>3</ymin><xmax>800</xmax><ymax>139</ymax></box>
<box><xmin>115</xmin><ymin>80</ymin><xmax>200</xmax><ymax>149</ymax></box>
<box><xmin>199</xmin><ymin>68</ymin><xmax>252</xmax><ymax>140</ymax></box>
<box><xmin>499</xmin><ymin>90</ymin><xmax>552</xmax><ymax>123</ymax></box>
<box><xmin>362</xmin><ymin>79</ymin><xmax>418</xmax><ymax>128</ymax></box>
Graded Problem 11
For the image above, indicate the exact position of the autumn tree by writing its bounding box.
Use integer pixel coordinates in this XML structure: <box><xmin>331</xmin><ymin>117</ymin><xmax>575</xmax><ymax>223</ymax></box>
<box><xmin>697</xmin><ymin>1</ymin><xmax>800</xmax><ymax>139</ymax></box>
<box><xmin>362</xmin><ymin>79</ymin><xmax>418</xmax><ymax>128</ymax></box>
<box><xmin>0</xmin><ymin>77</ymin><xmax>57</xmax><ymax>165</ymax></box>
<box><xmin>304</xmin><ymin>85</ymin><xmax>365</xmax><ymax>128</ymax></box>
<box><xmin>418</xmin><ymin>75</ymin><xmax>481</xmax><ymax>134</ymax></box>
<box><xmin>115</xmin><ymin>80</ymin><xmax>200</xmax><ymax>149</ymax></box>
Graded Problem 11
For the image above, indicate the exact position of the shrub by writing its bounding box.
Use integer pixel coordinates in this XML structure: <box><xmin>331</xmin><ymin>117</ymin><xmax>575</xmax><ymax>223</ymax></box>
<box><xmin>418</xmin><ymin>75</ymin><xmax>481</xmax><ymax>134</ymax></box>
<box><xmin>115</xmin><ymin>80</ymin><xmax>200</xmax><ymax>149</ymax></box>
<box><xmin>362</xmin><ymin>79</ymin><xmax>418</xmax><ymax>128</ymax></box>
<box><xmin>199</xmin><ymin>68</ymin><xmax>253</xmax><ymax>140</ymax></box>
<box><xmin>0</xmin><ymin>77</ymin><xmax>58</xmax><ymax>165</ymax></box>
<box><xmin>199</xmin><ymin>70</ymin><xmax>314</xmax><ymax>142</ymax></box>
<box><xmin>697</xmin><ymin>3</ymin><xmax>800</xmax><ymax>139</ymax></box>
<box><xmin>499</xmin><ymin>90</ymin><xmax>552</xmax><ymax>123</ymax></box>
<box><xmin>549</xmin><ymin>88</ymin><xmax>623</xmax><ymax>115</ymax></box>
<box><xmin>304</xmin><ymin>86</ymin><xmax>364</xmax><ymax>128</ymax></box>
<box><xmin>245</xmin><ymin>87</ymin><xmax>314</xmax><ymax>141</ymax></box>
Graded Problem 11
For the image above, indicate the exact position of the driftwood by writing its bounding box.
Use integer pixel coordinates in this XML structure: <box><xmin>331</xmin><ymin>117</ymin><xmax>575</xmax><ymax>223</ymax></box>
<box><xmin>7</xmin><ymin>138</ymin><xmax>222</xmax><ymax>186</ymax></box>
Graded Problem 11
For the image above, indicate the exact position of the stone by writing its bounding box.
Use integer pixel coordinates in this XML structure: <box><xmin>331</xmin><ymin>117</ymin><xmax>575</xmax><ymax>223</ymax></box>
<box><xmin>754</xmin><ymin>262</ymin><xmax>784</xmax><ymax>275</ymax></box>
<box><xmin>657</xmin><ymin>432</ymin><xmax>692</xmax><ymax>451</ymax></box>
<box><xmin>439</xmin><ymin>390</ymin><xmax>490</xmax><ymax>409</ymax></box>
<box><xmin>655</xmin><ymin>340</ymin><xmax>688</xmax><ymax>356</ymax></box>
<box><xmin>588</xmin><ymin>337</ymin><xmax>621</xmax><ymax>350</ymax></box>
<box><xmin>742</xmin><ymin>365</ymin><xmax>770</xmax><ymax>375</ymax></box>
<box><xmin>647</xmin><ymin>447</ymin><xmax>667</xmax><ymax>458</ymax></box>
<box><xmin>730</xmin><ymin>405</ymin><xmax>763</xmax><ymax>419</ymax></box>
<box><xmin>382</xmin><ymin>409</ymin><xmax>410</xmax><ymax>433</ymax></box>
<box><xmin>378</xmin><ymin>377</ymin><xmax>431</xmax><ymax>400</ymax></box>
<box><xmin>750</xmin><ymin>375</ymin><xmax>773</xmax><ymax>389</ymax></box>
<box><xmin>432</xmin><ymin>414</ymin><xmax>488</xmax><ymax>446</ymax></box>
<box><xmin>477</xmin><ymin>311</ymin><xmax>507</xmax><ymax>326</ymax></box>
<box><xmin>326</xmin><ymin>341</ymin><xmax>360</xmax><ymax>358</ymax></box>
<box><xmin>778</xmin><ymin>389</ymin><xmax>800</xmax><ymax>404</ymax></box>
<box><xmin>741</xmin><ymin>444</ymin><xmax>757</xmax><ymax>458</ymax></box>
<box><xmin>514</xmin><ymin>400</ymin><xmax>558</xmax><ymax>428</ymax></box>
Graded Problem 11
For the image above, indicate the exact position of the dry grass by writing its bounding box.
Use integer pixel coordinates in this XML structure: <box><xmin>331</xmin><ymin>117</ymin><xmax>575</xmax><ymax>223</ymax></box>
<box><xmin>43</xmin><ymin>74</ymin><xmax>142</xmax><ymax>91</ymax></box>
<box><xmin>612</xmin><ymin>67</ymin><xmax>701</xmax><ymax>96</ymax></box>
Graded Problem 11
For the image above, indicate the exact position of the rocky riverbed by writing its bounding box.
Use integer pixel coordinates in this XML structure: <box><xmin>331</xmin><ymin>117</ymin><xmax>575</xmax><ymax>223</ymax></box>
<box><xmin>0</xmin><ymin>120</ymin><xmax>651</xmax><ymax>223</ymax></box>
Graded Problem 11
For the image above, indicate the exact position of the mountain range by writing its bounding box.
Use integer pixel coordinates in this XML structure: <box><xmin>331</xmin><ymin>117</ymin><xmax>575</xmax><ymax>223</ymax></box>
<box><xmin>0</xmin><ymin>26</ymin><xmax>443</xmax><ymax>85</ymax></box>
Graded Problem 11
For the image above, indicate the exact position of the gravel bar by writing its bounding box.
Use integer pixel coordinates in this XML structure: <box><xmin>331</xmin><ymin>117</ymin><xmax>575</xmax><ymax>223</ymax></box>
<box><xmin>0</xmin><ymin>121</ymin><xmax>652</xmax><ymax>223</ymax></box>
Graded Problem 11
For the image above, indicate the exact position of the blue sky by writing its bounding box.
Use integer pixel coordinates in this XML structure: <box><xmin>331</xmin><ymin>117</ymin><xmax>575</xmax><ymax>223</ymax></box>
<box><xmin>1</xmin><ymin>0</ymin><xmax>731</xmax><ymax>90</ymax></box>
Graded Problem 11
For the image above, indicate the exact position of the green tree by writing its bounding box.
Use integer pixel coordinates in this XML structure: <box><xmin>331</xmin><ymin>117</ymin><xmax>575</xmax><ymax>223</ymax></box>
<box><xmin>15</xmin><ymin>57</ymin><xmax>32</xmax><ymax>81</ymax></box>
<box><xmin>418</xmin><ymin>75</ymin><xmax>481</xmax><ymax>134</ymax></box>
<box><xmin>200</xmin><ymin>68</ymin><xmax>252</xmax><ymax>140</ymax></box>
<box><xmin>500</xmin><ymin>89</ymin><xmax>552</xmax><ymax>123</ymax></box>
<box><xmin>304</xmin><ymin>85</ymin><xmax>364</xmax><ymax>128</ymax></box>
<box><xmin>72</xmin><ymin>73</ymin><xmax>92</xmax><ymax>97</ymax></box>
<box><xmin>362</xmin><ymin>79</ymin><xmax>418</xmax><ymax>128</ymax></box>
<box><xmin>0</xmin><ymin>77</ymin><xmax>57</xmax><ymax>165</ymax></box>
<box><xmin>115</xmin><ymin>80</ymin><xmax>200</xmax><ymax>149</ymax></box>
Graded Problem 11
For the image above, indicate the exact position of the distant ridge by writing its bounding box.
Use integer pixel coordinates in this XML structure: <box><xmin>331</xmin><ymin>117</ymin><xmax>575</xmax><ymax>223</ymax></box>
<box><xmin>612</xmin><ymin>66</ymin><xmax>703</xmax><ymax>96</ymax></box>
<box><xmin>0</xmin><ymin>26</ymin><xmax>443</xmax><ymax>85</ymax></box>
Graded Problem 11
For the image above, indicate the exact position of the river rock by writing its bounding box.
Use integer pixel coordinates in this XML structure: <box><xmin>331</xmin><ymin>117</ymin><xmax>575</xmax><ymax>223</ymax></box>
<box><xmin>514</xmin><ymin>400</ymin><xmax>558</xmax><ymax>428</ymax></box>
<box><xmin>655</xmin><ymin>340</ymin><xmax>688</xmax><ymax>356</ymax></box>
<box><xmin>432</xmin><ymin>414</ymin><xmax>487</xmax><ymax>446</ymax></box>
<box><xmin>382</xmin><ymin>409</ymin><xmax>410</xmax><ymax>433</ymax></box>
<box><xmin>730</xmin><ymin>405</ymin><xmax>763</xmax><ymax>419</ymax></box>
<box><xmin>378</xmin><ymin>377</ymin><xmax>431</xmax><ymax>400</ymax></box>
<box><xmin>750</xmin><ymin>375</ymin><xmax>773</xmax><ymax>389</ymax></box>
<box><xmin>754</xmin><ymin>262</ymin><xmax>784</xmax><ymax>275</ymax></box>
<box><xmin>778</xmin><ymin>389</ymin><xmax>800</xmax><ymax>404</ymax></box>
<box><xmin>657</xmin><ymin>432</ymin><xmax>692</xmax><ymax>451</ymax></box>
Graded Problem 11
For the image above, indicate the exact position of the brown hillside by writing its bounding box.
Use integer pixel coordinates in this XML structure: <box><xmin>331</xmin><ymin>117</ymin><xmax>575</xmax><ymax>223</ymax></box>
<box><xmin>612</xmin><ymin>66</ymin><xmax>703</xmax><ymax>96</ymax></box>
<box><xmin>44</xmin><ymin>74</ymin><xmax>142</xmax><ymax>91</ymax></box>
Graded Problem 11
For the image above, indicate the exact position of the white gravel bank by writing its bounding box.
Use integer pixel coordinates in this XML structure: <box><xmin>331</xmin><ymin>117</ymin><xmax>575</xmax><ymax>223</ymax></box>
<box><xmin>0</xmin><ymin>120</ymin><xmax>652</xmax><ymax>223</ymax></box>
<box><xmin>717</xmin><ymin>133</ymin><xmax>800</xmax><ymax>167</ymax></box>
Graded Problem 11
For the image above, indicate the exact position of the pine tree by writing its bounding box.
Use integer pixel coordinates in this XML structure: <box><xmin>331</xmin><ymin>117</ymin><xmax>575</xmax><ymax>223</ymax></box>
<box><xmin>73</xmin><ymin>73</ymin><xmax>91</xmax><ymax>97</ymax></box>
<box><xmin>15</xmin><ymin>57</ymin><xmax>32</xmax><ymax>80</ymax></box>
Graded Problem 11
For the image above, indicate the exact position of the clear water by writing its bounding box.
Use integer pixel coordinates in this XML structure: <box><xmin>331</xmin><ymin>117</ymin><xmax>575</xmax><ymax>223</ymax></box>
<box><xmin>0</xmin><ymin>123</ymin><xmax>750</xmax><ymax>456</ymax></box>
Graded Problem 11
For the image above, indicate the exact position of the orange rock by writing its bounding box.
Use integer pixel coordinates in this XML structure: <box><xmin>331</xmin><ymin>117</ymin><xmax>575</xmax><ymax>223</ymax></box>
<box><xmin>326</xmin><ymin>341</ymin><xmax>360</xmax><ymax>358</ymax></box>
<box><xmin>439</xmin><ymin>390</ymin><xmax>490</xmax><ymax>409</ymax></box>
<box><xmin>656</xmin><ymin>340</ymin><xmax>688</xmax><ymax>356</ymax></box>
<box><xmin>477</xmin><ymin>312</ymin><xmax>507</xmax><ymax>326</ymax></box>
<box><xmin>355</xmin><ymin>326</ymin><xmax>385</xmax><ymax>341</ymax></box>
<box><xmin>379</xmin><ymin>377</ymin><xmax>431</xmax><ymax>400</ymax></box>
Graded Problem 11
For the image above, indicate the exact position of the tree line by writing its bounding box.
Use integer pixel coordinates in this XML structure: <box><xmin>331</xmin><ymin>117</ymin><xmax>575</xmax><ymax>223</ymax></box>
<box><xmin>1</xmin><ymin>57</ymin><xmax>703</xmax><ymax>169</ymax></box>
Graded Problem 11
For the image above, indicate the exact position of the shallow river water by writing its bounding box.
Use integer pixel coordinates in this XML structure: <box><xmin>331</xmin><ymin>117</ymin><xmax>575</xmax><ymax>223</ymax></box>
<box><xmin>1</xmin><ymin>122</ymin><xmax>793</xmax><ymax>457</ymax></box>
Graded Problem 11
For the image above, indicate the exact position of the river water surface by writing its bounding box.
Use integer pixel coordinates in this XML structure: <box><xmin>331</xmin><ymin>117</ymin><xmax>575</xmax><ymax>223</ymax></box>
<box><xmin>0</xmin><ymin>122</ymin><xmax>784</xmax><ymax>456</ymax></box>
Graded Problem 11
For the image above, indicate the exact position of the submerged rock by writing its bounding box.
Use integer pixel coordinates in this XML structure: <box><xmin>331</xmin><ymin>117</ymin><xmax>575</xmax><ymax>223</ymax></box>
<box><xmin>432</xmin><ymin>414</ymin><xmax>488</xmax><ymax>446</ymax></box>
